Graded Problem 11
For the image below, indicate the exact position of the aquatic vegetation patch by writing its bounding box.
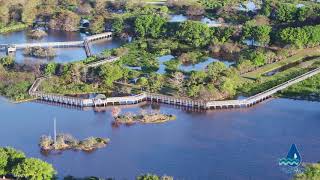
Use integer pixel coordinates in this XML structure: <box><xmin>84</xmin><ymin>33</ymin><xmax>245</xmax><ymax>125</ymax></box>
<box><xmin>112</xmin><ymin>107</ymin><xmax>176</xmax><ymax>127</ymax></box>
<box><xmin>39</xmin><ymin>134</ymin><xmax>110</xmax><ymax>152</ymax></box>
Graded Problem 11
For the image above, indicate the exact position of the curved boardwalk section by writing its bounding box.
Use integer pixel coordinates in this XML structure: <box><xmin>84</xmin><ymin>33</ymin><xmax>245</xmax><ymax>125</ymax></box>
<box><xmin>28</xmin><ymin>67</ymin><xmax>320</xmax><ymax>110</ymax></box>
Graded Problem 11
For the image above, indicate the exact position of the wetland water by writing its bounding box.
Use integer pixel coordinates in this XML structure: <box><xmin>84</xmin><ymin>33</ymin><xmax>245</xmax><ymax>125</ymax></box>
<box><xmin>1</xmin><ymin>30</ymin><xmax>319</xmax><ymax>180</ymax></box>
<box><xmin>0</xmin><ymin>97</ymin><xmax>319</xmax><ymax>179</ymax></box>
<box><xmin>0</xmin><ymin>30</ymin><xmax>125</xmax><ymax>63</ymax></box>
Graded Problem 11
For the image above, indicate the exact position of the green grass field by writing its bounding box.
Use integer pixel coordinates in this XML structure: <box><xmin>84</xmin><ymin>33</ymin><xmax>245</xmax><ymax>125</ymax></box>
<box><xmin>242</xmin><ymin>47</ymin><xmax>320</xmax><ymax>79</ymax></box>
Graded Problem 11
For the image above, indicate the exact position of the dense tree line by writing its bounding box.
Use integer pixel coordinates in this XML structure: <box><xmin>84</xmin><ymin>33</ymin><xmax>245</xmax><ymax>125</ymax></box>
<box><xmin>0</xmin><ymin>147</ymin><xmax>56</xmax><ymax>179</ymax></box>
<box><xmin>279</xmin><ymin>24</ymin><xmax>320</xmax><ymax>47</ymax></box>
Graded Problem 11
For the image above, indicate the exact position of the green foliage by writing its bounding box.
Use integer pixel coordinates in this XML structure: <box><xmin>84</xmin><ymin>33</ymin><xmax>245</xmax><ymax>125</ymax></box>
<box><xmin>0</xmin><ymin>147</ymin><xmax>28</xmax><ymax>177</ymax></box>
<box><xmin>242</xmin><ymin>21</ymin><xmax>271</xmax><ymax>45</ymax></box>
<box><xmin>252</xmin><ymin>25</ymin><xmax>272</xmax><ymax>45</ymax></box>
<box><xmin>12</xmin><ymin>158</ymin><xmax>56</xmax><ymax>180</ymax></box>
<box><xmin>0</xmin><ymin>23</ymin><xmax>28</xmax><ymax>34</ymax></box>
<box><xmin>137</xmin><ymin>174</ymin><xmax>160</xmax><ymax>180</ymax></box>
<box><xmin>178</xmin><ymin>52</ymin><xmax>203</xmax><ymax>64</ymax></box>
<box><xmin>137</xmin><ymin>77</ymin><xmax>148</xmax><ymax>88</ymax></box>
<box><xmin>187</xmin><ymin>85</ymin><xmax>202</xmax><ymax>97</ymax></box>
<box><xmin>176</xmin><ymin>21</ymin><xmax>212</xmax><ymax>48</ymax></box>
<box><xmin>83</xmin><ymin>56</ymin><xmax>98</xmax><ymax>64</ymax></box>
<box><xmin>49</xmin><ymin>10</ymin><xmax>80</xmax><ymax>31</ymax></box>
<box><xmin>45</xmin><ymin>62</ymin><xmax>57</xmax><ymax>76</ymax></box>
<box><xmin>90</xmin><ymin>16</ymin><xmax>105</xmax><ymax>34</ymax></box>
<box><xmin>99</xmin><ymin>64</ymin><xmax>124</xmax><ymax>87</ymax></box>
<box><xmin>236</xmin><ymin>60</ymin><xmax>254</xmax><ymax>74</ymax></box>
<box><xmin>275</xmin><ymin>3</ymin><xmax>313</xmax><ymax>23</ymax></box>
<box><xmin>164</xmin><ymin>59</ymin><xmax>181</xmax><ymax>73</ymax></box>
<box><xmin>188</xmin><ymin>71</ymin><xmax>207</xmax><ymax>86</ymax></box>
<box><xmin>294</xmin><ymin>163</ymin><xmax>320</xmax><ymax>180</ymax></box>
<box><xmin>220</xmin><ymin>78</ymin><xmax>236</xmax><ymax>95</ymax></box>
<box><xmin>0</xmin><ymin>67</ymin><xmax>34</xmax><ymax>101</ymax></box>
<box><xmin>240</xmin><ymin>66</ymin><xmax>308</xmax><ymax>96</ymax></box>
<box><xmin>297</xmin><ymin>7</ymin><xmax>312</xmax><ymax>22</ymax></box>
<box><xmin>214</xmin><ymin>27</ymin><xmax>235</xmax><ymax>43</ymax></box>
<box><xmin>207</xmin><ymin>61</ymin><xmax>227</xmax><ymax>82</ymax></box>
<box><xmin>148</xmin><ymin>39</ymin><xmax>179</xmax><ymax>55</ymax></box>
<box><xmin>22</xmin><ymin>0</ymin><xmax>41</xmax><ymax>25</ymax></box>
<box><xmin>275</xmin><ymin>3</ymin><xmax>298</xmax><ymax>22</ymax></box>
<box><xmin>0</xmin><ymin>149</ymin><xmax>8</xmax><ymax>176</ymax></box>
<box><xmin>260</xmin><ymin>0</ymin><xmax>272</xmax><ymax>16</ymax></box>
<box><xmin>3</xmin><ymin>147</ymin><xmax>25</xmax><ymax>173</ymax></box>
<box><xmin>240</xmin><ymin>49</ymin><xmax>266</xmax><ymax>66</ymax></box>
<box><xmin>198</xmin><ymin>0</ymin><xmax>239</xmax><ymax>10</ymax></box>
<box><xmin>147</xmin><ymin>73</ymin><xmax>164</xmax><ymax>93</ymax></box>
<box><xmin>279</xmin><ymin>25</ymin><xmax>320</xmax><ymax>48</ymax></box>
<box><xmin>135</xmin><ymin>15</ymin><xmax>167</xmax><ymax>38</ymax></box>
<box><xmin>0</xmin><ymin>56</ymin><xmax>14</xmax><ymax>67</ymax></box>
<box><xmin>112</xmin><ymin>17</ymin><xmax>124</xmax><ymax>35</ymax></box>
<box><xmin>283</xmin><ymin>71</ymin><xmax>320</xmax><ymax>99</ymax></box>
<box><xmin>2</xmin><ymin>81</ymin><xmax>32</xmax><ymax>101</ymax></box>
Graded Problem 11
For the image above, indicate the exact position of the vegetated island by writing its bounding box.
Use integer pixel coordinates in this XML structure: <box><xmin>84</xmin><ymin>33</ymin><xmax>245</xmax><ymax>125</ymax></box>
<box><xmin>26</xmin><ymin>29</ymin><xmax>48</xmax><ymax>39</ymax></box>
<box><xmin>39</xmin><ymin>134</ymin><xmax>110</xmax><ymax>152</ymax></box>
<box><xmin>24</xmin><ymin>46</ymin><xmax>57</xmax><ymax>58</ymax></box>
<box><xmin>112</xmin><ymin>107</ymin><xmax>176</xmax><ymax>126</ymax></box>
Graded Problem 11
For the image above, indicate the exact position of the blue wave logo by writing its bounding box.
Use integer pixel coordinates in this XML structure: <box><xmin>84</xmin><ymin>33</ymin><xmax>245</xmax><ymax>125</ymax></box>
<box><xmin>279</xmin><ymin>144</ymin><xmax>301</xmax><ymax>167</ymax></box>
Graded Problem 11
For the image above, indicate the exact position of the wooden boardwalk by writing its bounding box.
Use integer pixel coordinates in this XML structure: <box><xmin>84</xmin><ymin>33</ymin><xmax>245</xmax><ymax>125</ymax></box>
<box><xmin>28</xmin><ymin>67</ymin><xmax>320</xmax><ymax>109</ymax></box>
<box><xmin>1</xmin><ymin>32</ymin><xmax>113</xmax><ymax>57</ymax></box>
<box><xmin>86</xmin><ymin>56</ymin><xmax>120</xmax><ymax>68</ymax></box>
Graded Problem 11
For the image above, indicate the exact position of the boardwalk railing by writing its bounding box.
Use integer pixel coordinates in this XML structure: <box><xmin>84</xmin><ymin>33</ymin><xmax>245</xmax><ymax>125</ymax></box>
<box><xmin>28</xmin><ymin>67</ymin><xmax>320</xmax><ymax>109</ymax></box>
<box><xmin>85</xmin><ymin>32</ymin><xmax>112</xmax><ymax>42</ymax></box>
<box><xmin>14</xmin><ymin>41</ymin><xmax>84</xmax><ymax>49</ymax></box>
<box><xmin>86</xmin><ymin>56</ymin><xmax>120</xmax><ymax>68</ymax></box>
<box><xmin>1</xmin><ymin>32</ymin><xmax>113</xmax><ymax>52</ymax></box>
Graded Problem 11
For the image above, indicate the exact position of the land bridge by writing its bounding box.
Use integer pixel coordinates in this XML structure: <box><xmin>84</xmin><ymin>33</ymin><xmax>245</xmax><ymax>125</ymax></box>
<box><xmin>28</xmin><ymin>67</ymin><xmax>320</xmax><ymax>109</ymax></box>
<box><xmin>1</xmin><ymin>32</ymin><xmax>113</xmax><ymax>57</ymax></box>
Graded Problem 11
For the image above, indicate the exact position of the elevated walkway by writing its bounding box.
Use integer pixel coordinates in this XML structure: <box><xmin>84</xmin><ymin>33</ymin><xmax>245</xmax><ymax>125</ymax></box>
<box><xmin>28</xmin><ymin>67</ymin><xmax>320</xmax><ymax>109</ymax></box>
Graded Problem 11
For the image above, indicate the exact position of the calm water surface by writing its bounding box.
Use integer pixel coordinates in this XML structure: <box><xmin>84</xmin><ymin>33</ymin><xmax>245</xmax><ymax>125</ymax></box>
<box><xmin>156</xmin><ymin>55</ymin><xmax>235</xmax><ymax>74</ymax></box>
<box><xmin>169</xmin><ymin>14</ymin><xmax>219</xmax><ymax>26</ymax></box>
<box><xmin>0</xmin><ymin>97</ymin><xmax>319</xmax><ymax>179</ymax></box>
<box><xmin>0</xmin><ymin>30</ymin><xmax>125</xmax><ymax>63</ymax></box>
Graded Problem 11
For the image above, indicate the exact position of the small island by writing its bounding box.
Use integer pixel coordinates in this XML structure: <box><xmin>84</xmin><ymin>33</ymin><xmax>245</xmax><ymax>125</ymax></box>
<box><xmin>24</xmin><ymin>46</ymin><xmax>56</xmax><ymax>58</ymax></box>
<box><xmin>27</xmin><ymin>29</ymin><xmax>48</xmax><ymax>39</ymax></box>
<box><xmin>112</xmin><ymin>107</ymin><xmax>176</xmax><ymax>126</ymax></box>
<box><xmin>39</xmin><ymin>133</ymin><xmax>109</xmax><ymax>152</ymax></box>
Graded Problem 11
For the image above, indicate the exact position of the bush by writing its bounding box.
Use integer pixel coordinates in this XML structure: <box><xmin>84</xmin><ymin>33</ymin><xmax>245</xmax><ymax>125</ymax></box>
<box><xmin>12</xmin><ymin>158</ymin><xmax>56</xmax><ymax>180</ymax></box>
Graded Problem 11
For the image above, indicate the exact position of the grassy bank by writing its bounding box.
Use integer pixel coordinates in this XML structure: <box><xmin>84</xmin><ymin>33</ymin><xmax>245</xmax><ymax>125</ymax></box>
<box><xmin>239</xmin><ymin>60</ymin><xmax>320</xmax><ymax>97</ymax></box>
<box><xmin>242</xmin><ymin>47</ymin><xmax>320</xmax><ymax>79</ymax></box>
<box><xmin>39</xmin><ymin>76</ymin><xmax>106</xmax><ymax>95</ymax></box>
<box><xmin>0</xmin><ymin>23</ymin><xmax>28</xmax><ymax>34</ymax></box>
<box><xmin>281</xmin><ymin>73</ymin><xmax>320</xmax><ymax>100</ymax></box>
